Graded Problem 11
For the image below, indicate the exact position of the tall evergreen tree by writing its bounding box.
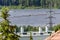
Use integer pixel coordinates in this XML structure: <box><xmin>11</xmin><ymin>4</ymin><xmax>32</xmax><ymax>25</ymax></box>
<box><xmin>0</xmin><ymin>7</ymin><xmax>20</xmax><ymax>40</ymax></box>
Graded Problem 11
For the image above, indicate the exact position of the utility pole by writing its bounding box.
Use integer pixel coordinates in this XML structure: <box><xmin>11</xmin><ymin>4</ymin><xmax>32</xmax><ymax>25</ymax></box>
<box><xmin>48</xmin><ymin>1</ymin><xmax>54</xmax><ymax>28</ymax></box>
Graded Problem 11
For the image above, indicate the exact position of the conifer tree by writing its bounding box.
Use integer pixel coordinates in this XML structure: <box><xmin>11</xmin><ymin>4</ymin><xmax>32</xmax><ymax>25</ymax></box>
<box><xmin>0</xmin><ymin>7</ymin><xmax>20</xmax><ymax>40</ymax></box>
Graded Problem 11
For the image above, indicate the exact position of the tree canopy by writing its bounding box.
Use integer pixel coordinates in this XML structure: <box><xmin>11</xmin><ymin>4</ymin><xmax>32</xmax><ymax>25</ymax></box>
<box><xmin>53</xmin><ymin>24</ymin><xmax>60</xmax><ymax>32</ymax></box>
<box><xmin>0</xmin><ymin>0</ymin><xmax>60</xmax><ymax>8</ymax></box>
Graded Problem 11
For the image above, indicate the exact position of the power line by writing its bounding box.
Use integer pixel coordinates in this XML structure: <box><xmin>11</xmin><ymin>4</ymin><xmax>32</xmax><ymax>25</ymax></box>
<box><xmin>7</xmin><ymin>12</ymin><xmax>60</xmax><ymax>19</ymax></box>
<box><xmin>8</xmin><ymin>14</ymin><xmax>47</xmax><ymax>18</ymax></box>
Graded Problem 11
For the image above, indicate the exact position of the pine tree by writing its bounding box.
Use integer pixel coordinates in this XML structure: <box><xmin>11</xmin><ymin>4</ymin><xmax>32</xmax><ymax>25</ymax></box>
<box><xmin>0</xmin><ymin>7</ymin><xmax>20</xmax><ymax>40</ymax></box>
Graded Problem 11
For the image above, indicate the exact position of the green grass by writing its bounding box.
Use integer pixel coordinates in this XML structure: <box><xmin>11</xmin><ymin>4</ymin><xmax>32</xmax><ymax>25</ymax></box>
<box><xmin>0</xmin><ymin>5</ymin><xmax>59</xmax><ymax>9</ymax></box>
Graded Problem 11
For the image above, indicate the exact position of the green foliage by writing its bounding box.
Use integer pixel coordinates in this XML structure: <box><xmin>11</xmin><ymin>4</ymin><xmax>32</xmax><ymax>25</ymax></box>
<box><xmin>16</xmin><ymin>26</ymin><xmax>20</xmax><ymax>33</ymax></box>
<box><xmin>0</xmin><ymin>25</ymin><xmax>3</xmax><ymax>32</ymax></box>
<box><xmin>53</xmin><ymin>24</ymin><xmax>60</xmax><ymax>32</ymax></box>
<box><xmin>0</xmin><ymin>0</ymin><xmax>60</xmax><ymax>9</ymax></box>
<box><xmin>0</xmin><ymin>7</ymin><xmax>20</xmax><ymax>40</ymax></box>
<box><xmin>23</xmin><ymin>25</ymin><xmax>39</xmax><ymax>32</ymax></box>
<box><xmin>15</xmin><ymin>25</ymin><xmax>39</xmax><ymax>32</ymax></box>
<box><xmin>42</xmin><ymin>27</ymin><xmax>45</xmax><ymax>31</ymax></box>
<box><xmin>30</xmin><ymin>32</ymin><xmax>33</xmax><ymax>40</ymax></box>
<box><xmin>1</xmin><ymin>7</ymin><xmax>9</xmax><ymax>19</ymax></box>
